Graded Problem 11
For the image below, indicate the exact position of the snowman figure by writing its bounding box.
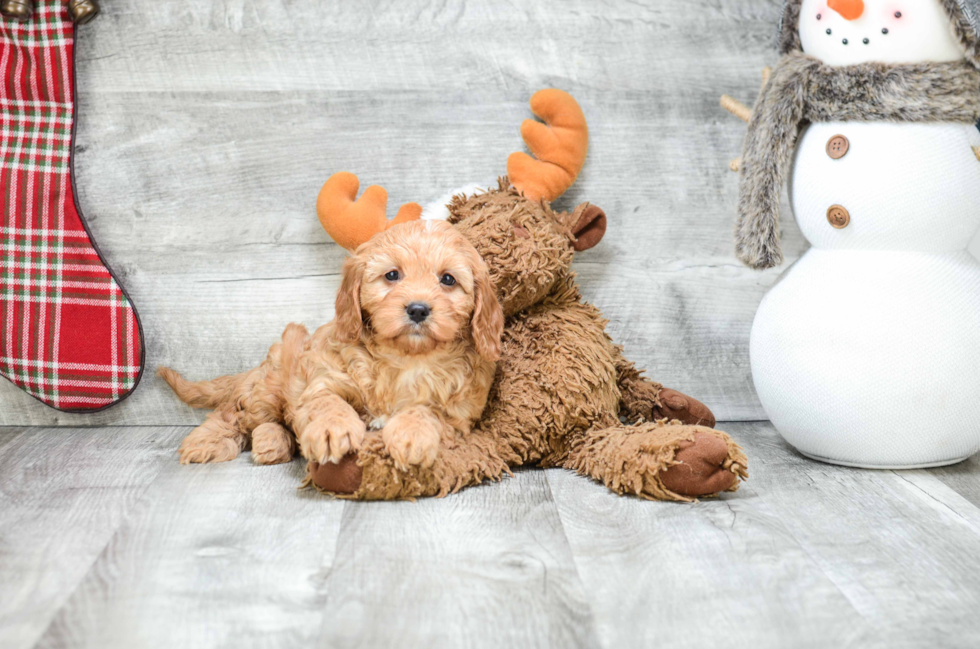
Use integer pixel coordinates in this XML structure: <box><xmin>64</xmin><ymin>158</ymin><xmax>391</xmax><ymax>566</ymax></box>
<box><xmin>726</xmin><ymin>0</ymin><xmax>980</xmax><ymax>467</ymax></box>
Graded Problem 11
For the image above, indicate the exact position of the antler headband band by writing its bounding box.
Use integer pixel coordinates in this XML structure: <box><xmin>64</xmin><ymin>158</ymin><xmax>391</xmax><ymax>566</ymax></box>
<box><xmin>316</xmin><ymin>89</ymin><xmax>589</xmax><ymax>251</ymax></box>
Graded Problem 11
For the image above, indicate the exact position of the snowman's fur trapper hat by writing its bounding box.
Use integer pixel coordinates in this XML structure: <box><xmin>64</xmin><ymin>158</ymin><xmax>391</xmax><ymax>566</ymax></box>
<box><xmin>778</xmin><ymin>0</ymin><xmax>980</xmax><ymax>67</ymax></box>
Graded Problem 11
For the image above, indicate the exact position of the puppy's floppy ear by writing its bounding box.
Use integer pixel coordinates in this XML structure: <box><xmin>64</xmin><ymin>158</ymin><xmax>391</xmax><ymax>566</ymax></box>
<box><xmin>334</xmin><ymin>255</ymin><xmax>364</xmax><ymax>343</ymax></box>
<box><xmin>470</xmin><ymin>259</ymin><xmax>504</xmax><ymax>362</ymax></box>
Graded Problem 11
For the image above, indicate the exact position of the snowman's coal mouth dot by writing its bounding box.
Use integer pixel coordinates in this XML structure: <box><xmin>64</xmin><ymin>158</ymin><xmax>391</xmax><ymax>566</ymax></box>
<box><xmin>826</xmin><ymin>28</ymin><xmax>832</xmax><ymax>35</ymax></box>
<box><xmin>882</xmin><ymin>27</ymin><xmax>889</xmax><ymax>34</ymax></box>
<box><xmin>863</xmin><ymin>38</ymin><xmax>870</xmax><ymax>44</ymax></box>
<box><xmin>842</xmin><ymin>38</ymin><xmax>849</xmax><ymax>45</ymax></box>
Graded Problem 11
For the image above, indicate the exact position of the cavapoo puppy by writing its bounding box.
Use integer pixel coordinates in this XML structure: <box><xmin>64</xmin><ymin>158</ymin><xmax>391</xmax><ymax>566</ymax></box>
<box><xmin>159</xmin><ymin>219</ymin><xmax>504</xmax><ymax>471</ymax></box>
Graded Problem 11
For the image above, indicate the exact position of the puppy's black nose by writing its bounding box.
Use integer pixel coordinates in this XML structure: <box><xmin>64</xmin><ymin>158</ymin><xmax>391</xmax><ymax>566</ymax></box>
<box><xmin>406</xmin><ymin>302</ymin><xmax>431</xmax><ymax>324</ymax></box>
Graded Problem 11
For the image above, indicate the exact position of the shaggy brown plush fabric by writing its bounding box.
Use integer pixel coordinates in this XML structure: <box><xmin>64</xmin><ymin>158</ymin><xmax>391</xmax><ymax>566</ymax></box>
<box><xmin>736</xmin><ymin>52</ymin><xmax>980</xmax><ymax>269</ymax></box>
<box><xmin>307</xmin><ymin>181</ymin><xmax>748</xmax><ymax>501</ymax></box>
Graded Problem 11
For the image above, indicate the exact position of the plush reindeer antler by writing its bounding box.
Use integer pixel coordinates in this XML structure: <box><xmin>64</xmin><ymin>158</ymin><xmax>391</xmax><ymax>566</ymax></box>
<box><xmin>316</xmin><ymin>172</ymin><xmax>422</xmax><ymax>251</ymax></box>
<box><xmin>507</xmin><ymin>89</ymin><xmax>589</xmax><ymax>202</ymax></box>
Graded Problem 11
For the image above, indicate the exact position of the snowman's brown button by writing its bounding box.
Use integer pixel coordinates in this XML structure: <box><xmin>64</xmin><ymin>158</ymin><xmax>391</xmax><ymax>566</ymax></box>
<box><xmin>827</xmin><ymin>204</ymin><xmax>850</xmax><ymax>229</ymax></box>
<box><xmin>826</xmin><ymin>135</ymin><xmax>849</xmax><ymax>159</ymax></box>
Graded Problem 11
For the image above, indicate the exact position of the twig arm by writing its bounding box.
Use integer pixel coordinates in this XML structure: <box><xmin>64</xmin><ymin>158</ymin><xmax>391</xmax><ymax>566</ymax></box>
<box><xmin>720</xmin><ymin>95</ymin><xmax>752</xmax><ymax>123</ymax></box>
<box><xmin>722</xmin><ymin>67</ymin><xmax>772</xmax><ymax>171</ymax></box>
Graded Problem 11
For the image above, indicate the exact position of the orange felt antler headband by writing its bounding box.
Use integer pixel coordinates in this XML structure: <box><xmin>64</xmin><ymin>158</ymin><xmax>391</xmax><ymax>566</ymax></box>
<box><xmin>315</xmin><ymin>173</ymin><xmax>422</xmax><ymax>251</ymax></box>
<box><xmin>316</xmin><ymin>89</ymin><xmax>589</xmax><ymax>250</ymax></box>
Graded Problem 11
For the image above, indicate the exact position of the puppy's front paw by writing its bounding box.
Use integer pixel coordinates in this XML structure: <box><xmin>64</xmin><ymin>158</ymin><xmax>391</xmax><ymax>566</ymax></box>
<box><xmin>179</xmin><ymin>435</ymin><xmax>241</xmax><ymax>464</ymax></box>
<box><xmin>251</xmin><ymin>422</ymin><xmax>296</xmax><ymax>465</ymax></box>
<box><xmin>178</xmin><ymin>418</ymin><xmax>243</xmax><ymax>464</ymax></box>
<box><xmin>382</xmin><ymin>409</ymin><xmax>441</xmax><ymax>471</ymax></box>
<box><xmin>299</xmin><ymin>410</ymin><xmax>366</xmax><ymax>465</ymax></box>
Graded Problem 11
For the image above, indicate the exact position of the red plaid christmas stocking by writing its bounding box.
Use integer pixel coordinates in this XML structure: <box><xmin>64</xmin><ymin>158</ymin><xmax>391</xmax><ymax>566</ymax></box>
<box><xmin>0</xmin><ymin>1</ymin><xmax>143</xmax><ymax>412</ymax></box>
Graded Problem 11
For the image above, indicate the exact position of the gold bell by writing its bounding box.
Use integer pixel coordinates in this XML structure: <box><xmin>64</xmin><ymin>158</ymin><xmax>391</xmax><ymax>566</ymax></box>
<box><xmin>68</xmin><ymin>0</ymin><xmax>99</xmax><ymax>24</ymax></box>
<box><xmin>0</xmin><ymin>0</ymin><xmax>35</xmax><ymax>22</ymax></box>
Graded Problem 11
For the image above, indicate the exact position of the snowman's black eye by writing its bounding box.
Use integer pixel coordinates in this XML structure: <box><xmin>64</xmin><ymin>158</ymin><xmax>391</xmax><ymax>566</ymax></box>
<box><xmin>385</xmin><ymin>270</ymin><xmax>400</xmax><ymax>281</ymax></box>
<box><xmin>895</xmin><ymin>11</ymin><xmax>902</xmax><ymax>18</ymax></box>
<box><xmin>440</xmin><ymin>273</ymin><xmax>456</xmax><ymax>287</ymax></box>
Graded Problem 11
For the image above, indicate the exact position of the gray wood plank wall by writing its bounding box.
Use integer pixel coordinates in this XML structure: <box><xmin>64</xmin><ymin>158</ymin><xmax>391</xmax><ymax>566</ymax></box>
<box><xmin>3</xmin><ymin>0</ymin><xmax>977</xmax><ymax>424</ymax></box>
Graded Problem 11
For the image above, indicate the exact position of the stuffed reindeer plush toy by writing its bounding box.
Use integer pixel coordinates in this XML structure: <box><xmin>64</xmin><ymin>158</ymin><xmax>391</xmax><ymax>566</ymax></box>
<box><xmin>309</xmin><ymin>90</ymin><xmax>748</xmax><ymax>500</ymax></box>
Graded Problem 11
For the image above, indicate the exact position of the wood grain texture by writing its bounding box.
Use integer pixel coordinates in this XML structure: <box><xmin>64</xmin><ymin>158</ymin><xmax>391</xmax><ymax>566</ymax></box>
<box><xmin>719</xmin><ymin>422</ymin><xmax>980</xmax><ymax>649</ymax></box>
<box><xmin>0</xmin><ymin>427</ymin><xmax>184</xmax><ymax>649</ymax></box>
<box><xmin>32</xmin><ymin>454</ymin><xmax>345</xmax><ymax>649</ymax></box>
<box><xmin>317</xmin><ymin>470</ymin><xmax>599</xmax><ymax>649</ymax></box>
<box><xmin>550</xmin><ymin>423</ymin><xmax>980</xmax><ymax>648</ymax></box>
<box><xmin>0</xmin><ymin>0</ymin><xmax>798</xmax><ymax>424</ymax></box>
<box><xmin>924</xmin><ymin>453</ymin><xmax>980</xmax><ymax>508</ymax></box>
<box><xmin>546</xmin><ymin>472</ymin><xmax>876</xmax><ymax>648</ymax></box>
<box><xmin>4</xmin><ymin>423</ymin><xmax>980</xmax><ymax>647</ymax></box>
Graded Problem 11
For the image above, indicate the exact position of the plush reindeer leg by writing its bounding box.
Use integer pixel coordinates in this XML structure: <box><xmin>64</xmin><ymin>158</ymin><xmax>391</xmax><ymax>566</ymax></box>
<box><xmin>614</xmin><ymin>350</ymin><xmax>716</xmax><ymax>428</ymax></box>
<box><xmin>307</xmin><ymin>418</ymin><xmax>747</xmax><ymax>501</ymax></box>
<box><xmin>563</xmin><ymin>420</ymin><xmax>746</xmax><ymax>501</ymax></box>
<box><xmin>305</xmin><ymin>426</ymin><xmax>521</xmax><ymax>500</ymax></box>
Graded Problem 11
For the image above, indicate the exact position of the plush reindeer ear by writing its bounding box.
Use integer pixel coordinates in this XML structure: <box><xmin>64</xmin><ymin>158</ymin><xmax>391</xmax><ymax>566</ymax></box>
<box><xmin>470</xmin><ymin>261</ymin><xmax>504</xmax><ymax>362</ymax></box>
<box><xmin>507</xmin><ymin>89</ymin><xmax>589</xmax><ymax>203</ymax></box>
<box><xmin>334</xmin><ymin>255</ymin><xmax>364</xmax><ymax>343</ymax></box>
<box><xmin>568</xmin><ymin>203</ymin><xmax>606</xmax><ymax>252</ymax></box>
<box><xmin>317</xmin><ymin>172</ymin><xmax>422</xmax><ymax>251</ymax></box>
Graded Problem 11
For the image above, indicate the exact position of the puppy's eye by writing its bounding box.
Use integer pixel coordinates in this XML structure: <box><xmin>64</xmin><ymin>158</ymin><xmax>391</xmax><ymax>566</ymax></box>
<box><xmin>440</xmin><ymin>273</ymin><xmax>457</xmax><ymax>287</ymax></box>
<box><xmin>385</xmin><ymin>270</ymin><xmax>400</xmax><ymax>282</ymax></box>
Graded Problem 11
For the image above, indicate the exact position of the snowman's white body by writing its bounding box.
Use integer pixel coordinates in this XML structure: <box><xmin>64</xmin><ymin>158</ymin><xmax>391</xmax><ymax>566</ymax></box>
<box><xmin>751</xmin><ymin>0</ymin><xmax>980</xmax><ymax>467</ymax></box>
<box><xmin>752</xmin><ymin>122</ymin><xmax>980</xmax><ymax>467</ymax></box>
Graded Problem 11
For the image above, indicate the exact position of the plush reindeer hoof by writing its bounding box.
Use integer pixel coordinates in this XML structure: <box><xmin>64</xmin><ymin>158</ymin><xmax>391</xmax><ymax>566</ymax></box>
<box><xmin>309</xmin><ymin>454</ymin><xmax>362</xmax><ymax>495</ymax></box>
<box><xmin>655</xmin><ymin>388</ymin><xmax>716</xmax><ymax>428</ymax></box>
<box><xmin>68</xmin><ymin>0</ymin><xmax>99</xmax><ymax>24</ymax></box>
<box><xmin>660</xmin><ymin>433</ymin><xmax>738</xmax><ymax>496</ymax></box>
<box><xmin>1</xmin><ymin>0</ymin><xmax>34</xmax><ymax>22</ymax></box>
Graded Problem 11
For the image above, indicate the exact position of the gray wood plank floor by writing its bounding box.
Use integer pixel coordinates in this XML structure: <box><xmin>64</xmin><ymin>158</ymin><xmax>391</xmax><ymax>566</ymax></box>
<box><xmin>4</xmin><ymin>423</ymin><xmax>980</xmax><ymax>649</ymax></box>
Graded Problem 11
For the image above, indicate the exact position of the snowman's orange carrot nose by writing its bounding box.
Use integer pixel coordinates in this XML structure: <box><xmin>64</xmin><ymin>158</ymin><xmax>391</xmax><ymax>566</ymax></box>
<box><xmin>828</xmin><ymin>0</ymin><xmax>865</xmax><ymax>20</ymax></box>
